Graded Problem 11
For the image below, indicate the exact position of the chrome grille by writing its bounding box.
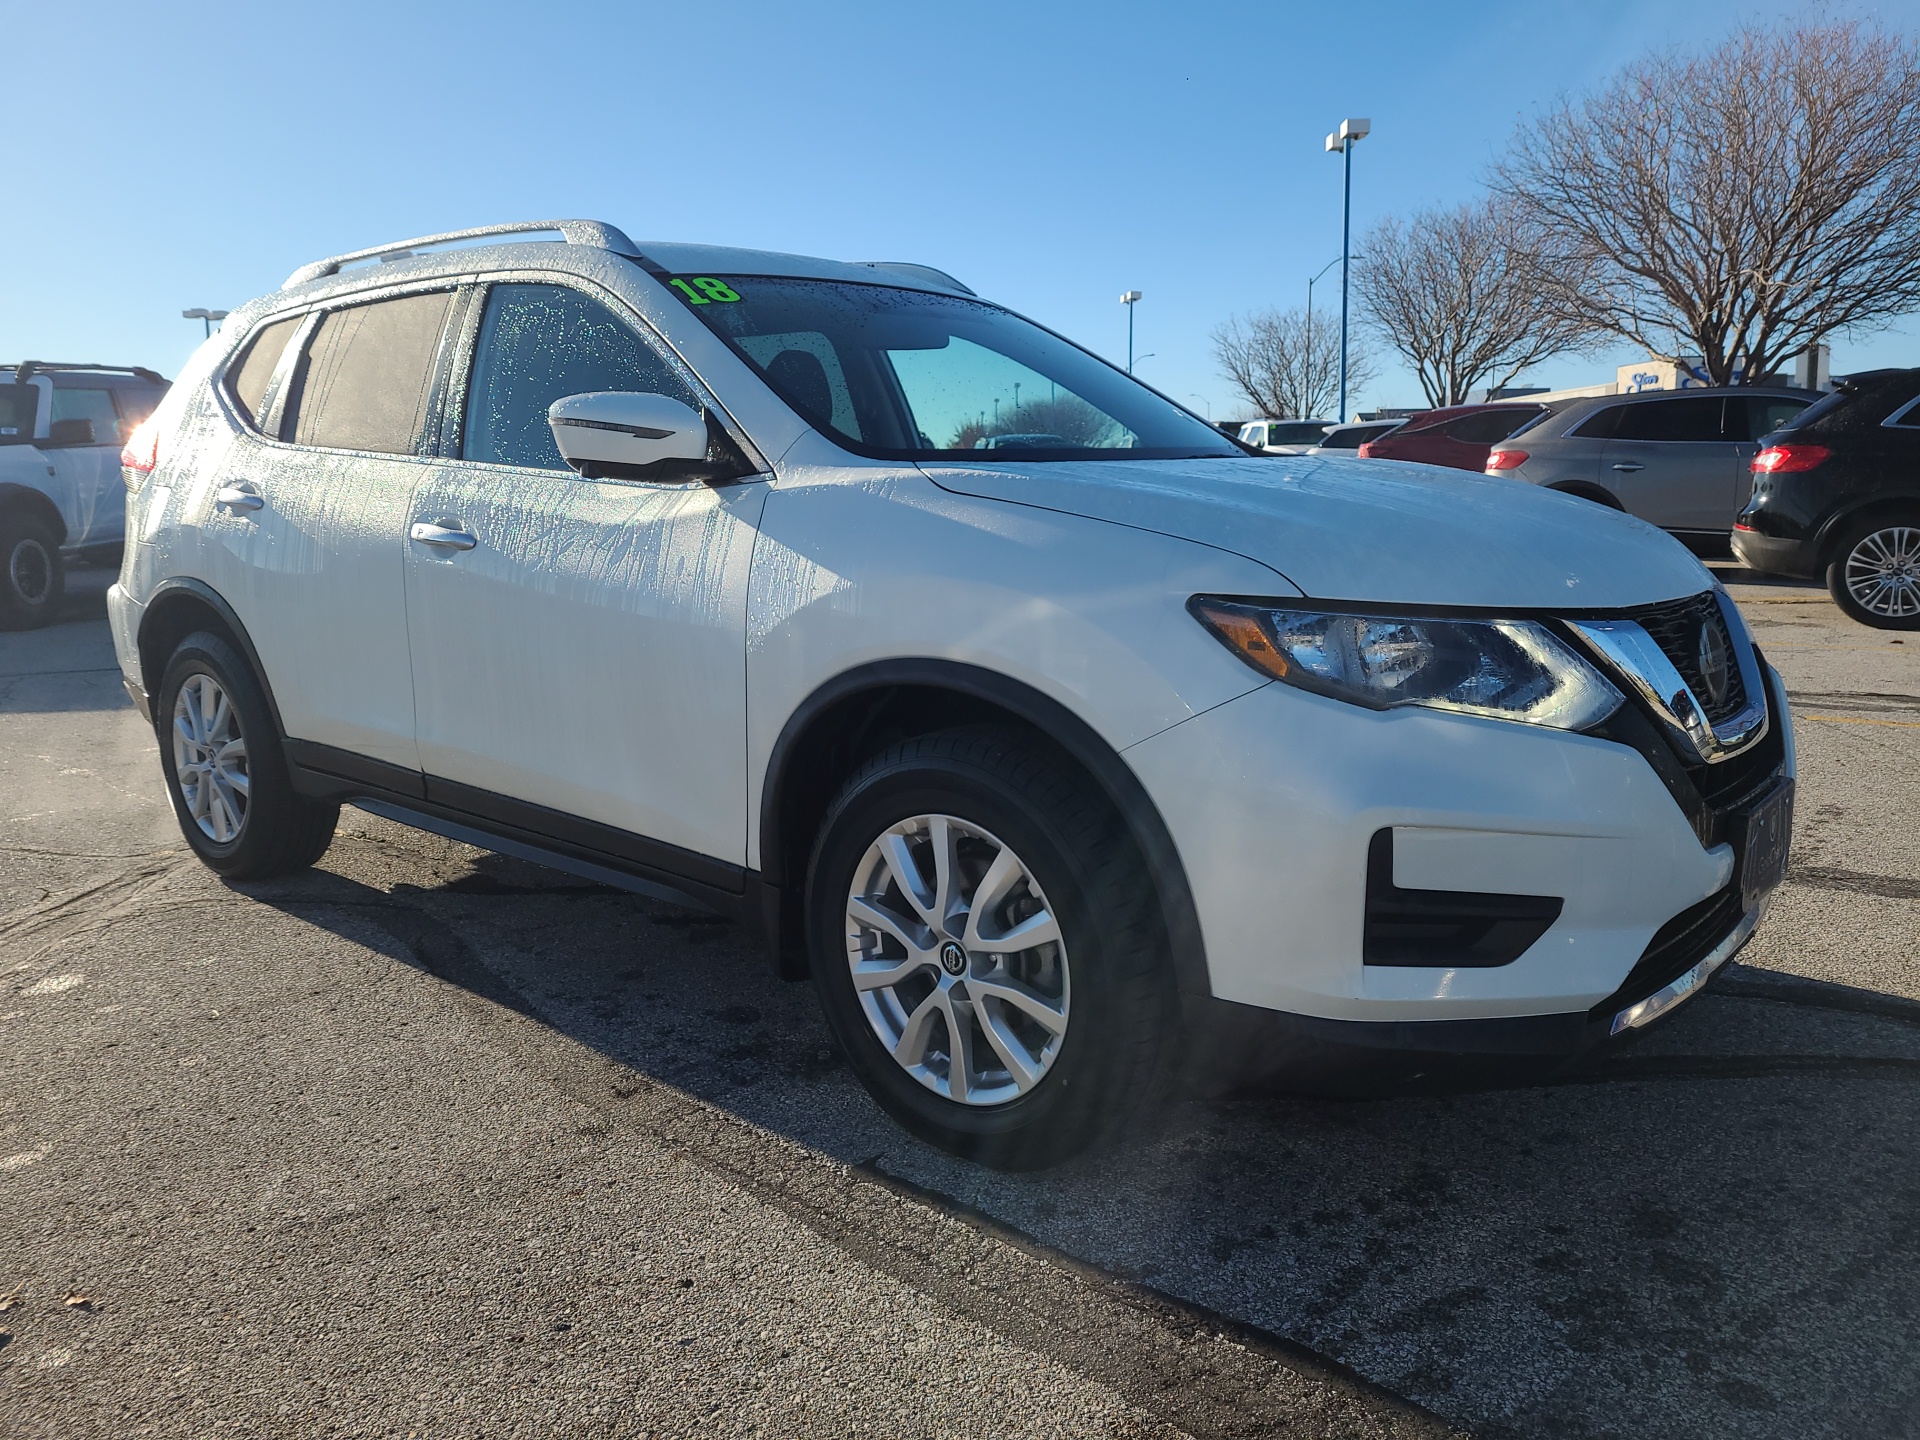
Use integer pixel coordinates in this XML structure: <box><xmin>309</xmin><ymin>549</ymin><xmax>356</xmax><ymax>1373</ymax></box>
<box><xmin>1625</xmin><ymin>592</ymin><xmax>1748</xmax><ymax>725</ymax></box>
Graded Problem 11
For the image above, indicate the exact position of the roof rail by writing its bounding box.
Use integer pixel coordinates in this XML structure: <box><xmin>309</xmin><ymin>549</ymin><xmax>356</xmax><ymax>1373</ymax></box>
<box><xmin>7</xmin><ymin>361</ymin><xmax>167</xmax><ymax>384</ymax></box>
<box><xmin>282</xmin><ymin>219</ymin><xmax>644</xmax><ymax>290</ymax></box>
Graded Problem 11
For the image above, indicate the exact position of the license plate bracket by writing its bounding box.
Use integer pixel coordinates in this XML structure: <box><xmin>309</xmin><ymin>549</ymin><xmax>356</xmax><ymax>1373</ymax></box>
<box><xmin>1737</xmin><ymin>779</ymin><xmax>1794</xmax><ymax>909</ymax></box>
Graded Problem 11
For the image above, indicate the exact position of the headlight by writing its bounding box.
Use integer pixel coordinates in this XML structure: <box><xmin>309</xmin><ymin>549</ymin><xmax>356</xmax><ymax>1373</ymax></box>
<box><xmin>1189</xmin><ymin>597</ymin><xmax>1623</xmax><ymax>731</ymax></box>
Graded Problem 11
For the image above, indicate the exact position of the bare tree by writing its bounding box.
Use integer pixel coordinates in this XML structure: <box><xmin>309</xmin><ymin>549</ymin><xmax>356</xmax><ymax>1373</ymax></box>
<box><xmin>1498</xmin><ymin>20</ymin><xmax>1920</xmax><ymax>385</ymax></box>
<box><xmin>950</xmin><ymin>394</ymin><xmax>1117</xmax><ymax>449</ymax></box>
<box><xmin>1354</xmin><ymin>200</ymin><xmax>1596</xmax><ymax>406</ymax></box>
<box><xmin>1212</xmin><ymin>306</ymin><xmax>1373</xmax><ymax>419</ymax></box>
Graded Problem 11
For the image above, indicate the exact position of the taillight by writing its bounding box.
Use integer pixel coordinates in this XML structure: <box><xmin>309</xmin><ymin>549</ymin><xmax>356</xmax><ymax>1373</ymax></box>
<box><xmin>1485</xmin><ymin>449</ymin><xmax>1528</xmax><ymax>472</ymax></box>
<box><xmin>121</xmin><ymin>417</ymin><xmax>159</xmax><ymax>489</ymax></box>
<box><xmin>1357</xmin><ymin>441</ymin><xmax>1377</xmax><ymax>458</ymax></box>
<box><xmin>1751</xmin><ymin>443</ymin><xmax>1829</xmax><ymax>474</ymax></box>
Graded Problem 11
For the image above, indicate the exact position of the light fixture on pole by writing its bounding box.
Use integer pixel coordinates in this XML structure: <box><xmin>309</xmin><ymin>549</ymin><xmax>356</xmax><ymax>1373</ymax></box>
<box><xmin>1324</xmin><ymin>117</ymin><xmax>1370</xmax><ymax>421</ymax></box>
<box><xmin>182</xmin><ymin>308</ymin><xmax>230</xmax><ymax>338</ymax></box>
<box><xmin>1120</xmin><ymin>291</ymin><xmax>1143</xmax><ymax>373</ymax></box>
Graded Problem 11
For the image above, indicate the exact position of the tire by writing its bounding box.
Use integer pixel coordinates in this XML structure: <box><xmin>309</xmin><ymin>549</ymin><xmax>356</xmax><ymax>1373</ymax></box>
<box><xmin>0</xmin><ymin>510</ymin><xmax>65</xmax><ymax>630</ymax></box>
<box><xmin>155</xmin><ymin>631</ymin><xmax>339</xmax><ymax>878</ymax></box>
<box><xmin>806</xmin><ymin>727</ymin><xmax>1172</xmax><ymax>1170</ymax></box>
<box><xmin>1825</xmin><ymin>513</ymin><xmax>1920</xmax><ymax>630</ymax></box>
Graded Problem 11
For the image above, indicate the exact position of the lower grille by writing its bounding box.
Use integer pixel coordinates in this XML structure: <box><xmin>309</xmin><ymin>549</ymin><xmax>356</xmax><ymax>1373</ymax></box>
<box><xmin>1590</xmin><ymin>883</ymin><xmax>1746</xmax><ymax>1021</ymax></box>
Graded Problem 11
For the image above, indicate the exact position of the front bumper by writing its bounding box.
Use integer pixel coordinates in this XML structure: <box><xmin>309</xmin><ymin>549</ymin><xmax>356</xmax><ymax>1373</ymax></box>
<box><xmin>1730</xmin><ymin>527</ymin><xmax>1818</xmax><ymax>579</ymax></box>
<box><xmin>1126</xmin><ymin>664</ymin><xmax>1793</xmax><ymax>1042</ymax></box>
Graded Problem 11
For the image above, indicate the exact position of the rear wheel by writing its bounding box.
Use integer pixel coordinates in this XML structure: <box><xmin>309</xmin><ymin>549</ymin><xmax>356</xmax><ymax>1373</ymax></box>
<box><xmin>807</xmin><ymin>727</ymin><xmax>1171</xmax><ymax>1170</ymax></box>
<box><xmin>156</xmin><ymin>632</ymin><xmax>339</xmax><ymax>877</ymax></box>
<box><xmin>1826</xmin><ymin>514</ymin><xmax>1920</xmax><ymax>629</ymax></box>
<box><xmin>0</xmin><ymin>511</ymin><xmax>65</xmax><ymax>630</ymax></box>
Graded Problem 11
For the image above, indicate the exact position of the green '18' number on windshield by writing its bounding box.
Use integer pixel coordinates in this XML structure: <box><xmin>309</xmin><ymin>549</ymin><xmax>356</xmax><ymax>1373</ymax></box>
<box><xmin>668</xmin><ymin>276</ymin><xmax>741</xmax><ymax>305</ymax></box>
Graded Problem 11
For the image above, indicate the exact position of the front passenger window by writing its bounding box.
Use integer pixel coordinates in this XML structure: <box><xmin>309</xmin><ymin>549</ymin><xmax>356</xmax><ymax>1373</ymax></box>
<box><xmin>463</xmin><ymin>284</ymin><xmax>700</xmax><ymax>471</ymax></box>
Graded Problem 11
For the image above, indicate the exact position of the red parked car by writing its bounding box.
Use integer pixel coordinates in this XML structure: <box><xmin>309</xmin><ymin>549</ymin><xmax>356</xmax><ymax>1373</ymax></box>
<box><xmin>1357</xmin><ymin>402</ymin><xmax>1553</xmax><ymax>471</ymax></box>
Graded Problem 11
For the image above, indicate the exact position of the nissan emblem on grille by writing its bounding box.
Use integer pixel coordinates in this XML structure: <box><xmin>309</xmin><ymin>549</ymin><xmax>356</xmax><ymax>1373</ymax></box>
<box><xmin>1696</xmin><ymin>616</ymin><xmax>1731</xmax><ymax>711</ymax></box>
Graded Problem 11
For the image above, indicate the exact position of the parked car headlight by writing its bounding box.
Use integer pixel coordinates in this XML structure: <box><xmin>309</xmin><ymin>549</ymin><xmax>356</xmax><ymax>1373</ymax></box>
<box><xmin>1189</xmin><ymin>598</ymin><xmax>1623</xmax><ymax>731</ymax></box>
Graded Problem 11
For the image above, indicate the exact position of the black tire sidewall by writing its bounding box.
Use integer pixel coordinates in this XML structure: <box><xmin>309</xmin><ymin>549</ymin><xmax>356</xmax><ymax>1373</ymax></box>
<box><xmin>807</xmin><ymin>738</ymin><xmax>1154</xmax><ymax>1167</ymax></box>
<box><xmin>0</xmin><ymin>513</ymin><xmax>65</xmax><ymax>629</ymax></box>
<box><xmin>1827</xmin><ymin>514</ymin><xmax>1920</xmax><ymax>631</ymax></box>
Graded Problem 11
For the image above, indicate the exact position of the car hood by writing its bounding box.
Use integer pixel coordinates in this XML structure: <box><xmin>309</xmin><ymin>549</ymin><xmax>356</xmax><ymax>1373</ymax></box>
<box><xmin>920</xmin><ymin>454</ymin><xmax>1714</xmax><ymax>609</ymax></box>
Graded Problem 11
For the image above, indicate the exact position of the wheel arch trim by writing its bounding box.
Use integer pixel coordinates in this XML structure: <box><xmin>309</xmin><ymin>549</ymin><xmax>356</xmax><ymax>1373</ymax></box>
<box><xmin>135</xmin><ymin>578</ymin><xmax>288</xmax><ymax>738</ymax></box>
<box><xmin>759</xmin><ymin>658</ymin><xmax>1213</xmax><ymax>1000</ymax></box>
<box><xmin>1812</xmin><ymin>492</ymin><xmax>1920</xmax><ymax>569</ymax></box>
<box><xmin>0</xmin><ymin>482</ymin><xmax>70</xmax><ymax>545</ymax></box>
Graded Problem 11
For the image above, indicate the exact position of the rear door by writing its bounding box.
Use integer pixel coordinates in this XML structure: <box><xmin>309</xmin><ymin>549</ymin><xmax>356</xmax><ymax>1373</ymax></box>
<box><xmin>201</xmin><ymin>290</ymin><xmax>459</xmax><ymax>774</ymax></box>
<box><xmin>1599</xmin><ymin>395</ymin><xmax>1736</xmax><ymax>531</ymax></box>
<box><xmin>45</xmin><ymin>385</ymin><xmax>127</xmax><ymax>546</ymax></box>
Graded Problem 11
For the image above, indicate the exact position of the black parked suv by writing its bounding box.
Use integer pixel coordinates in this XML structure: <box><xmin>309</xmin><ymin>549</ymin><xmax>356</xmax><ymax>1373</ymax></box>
<box><xmin>1732</xmin><ymin>368</ymin><xmax>1920</xmax><ymax>629</ymax></box>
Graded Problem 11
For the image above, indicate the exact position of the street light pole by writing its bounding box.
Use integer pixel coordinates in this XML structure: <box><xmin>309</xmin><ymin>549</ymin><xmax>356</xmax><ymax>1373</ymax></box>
<box><xmin>1304</xmin><ymin>256</ymin><xmax>1341</xmax><ymax>417</ymax></box>
<box><xmin>1324</xmin><ymin>118</ymin><xmax>1370</xmax><ymax>421</ymax></box>
<box><xmin>1120</xmin><ymin>291</ymin><xmax>1142</xmax><ymax>373</ymax></box>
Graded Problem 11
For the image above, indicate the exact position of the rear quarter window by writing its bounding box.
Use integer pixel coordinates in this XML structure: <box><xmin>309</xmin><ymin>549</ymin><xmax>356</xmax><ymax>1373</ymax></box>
<box><xmin>224</xmin><ymin>315</ymin><xmax>304</xmax><ymax>428</ymax></box>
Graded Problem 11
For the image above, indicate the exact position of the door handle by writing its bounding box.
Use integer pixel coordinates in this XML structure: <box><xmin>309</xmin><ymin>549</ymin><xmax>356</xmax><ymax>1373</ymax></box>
<box><xmin>215</xmin><ymin>484</ymin><xmax>264</xmax><ymax>512</ymax></box>
<box><xmin>1611</xmin><ymin>462</ymin><xmax>1645</xmax><ymax>473</ymax></box>
<box><xmin>409</xmin><ymin>521</ymin><xmax>477</xmax><ymax>551</ymax></box>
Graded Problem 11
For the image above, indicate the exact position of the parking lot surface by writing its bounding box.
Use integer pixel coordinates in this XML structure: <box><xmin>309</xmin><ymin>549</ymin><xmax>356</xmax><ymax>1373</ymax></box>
<box><xmin>3</xmin><ymin>563</ymin><xmax>1917</xmax><ymax>1439</ymax></box>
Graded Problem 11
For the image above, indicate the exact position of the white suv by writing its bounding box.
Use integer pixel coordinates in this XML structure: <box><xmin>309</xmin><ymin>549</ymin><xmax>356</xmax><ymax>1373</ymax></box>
<box><xmin>110</xmin><ymin>221</ymin><xmax>1795</xmax><ymax>1167</ymax></box>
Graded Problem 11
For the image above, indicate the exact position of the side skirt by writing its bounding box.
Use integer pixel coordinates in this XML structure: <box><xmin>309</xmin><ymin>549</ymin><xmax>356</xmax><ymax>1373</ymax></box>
<box><xmin>284</xmin><ymin>739</ymin><xmax>758</xmax><ymax>929</ymax></box>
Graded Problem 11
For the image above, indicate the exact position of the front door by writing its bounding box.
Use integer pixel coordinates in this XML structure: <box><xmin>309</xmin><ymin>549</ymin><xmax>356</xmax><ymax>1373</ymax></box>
<box><xmin>404</xmin><ymin>281</ymin><xmax>763</xmax><ymax>870</ymax></box>
<box><xmin>1600</xmin><ymin>394</ymin><xmax>1740</xmax><ymax>532</ymax></box>
<box><xmin>201</xmin><ymin>289</ymin><xmax>459</xmax><ymax>772</ymax></box>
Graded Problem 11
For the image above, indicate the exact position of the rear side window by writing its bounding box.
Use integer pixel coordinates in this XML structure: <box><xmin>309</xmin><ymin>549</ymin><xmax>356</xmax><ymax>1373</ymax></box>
<box><xmin>1746</xmin><ymin>397</ymin><xmax>1809</xmax><ymax>441</ymax></box>
<box><xmin>225</xmin><ymin>316</ymin><xmax>303</xmax><ymax>428</ymax></box>
<box><xmin>0</xmin><ymin>385</ymin><xmax>36</xmax><ymax>440</ymax></box>
<box><xmin>462</xmin><ymin>283</ymin><xmax>699</xmax><ymax>471</ymax></box>
<box><xmin>286</xmin><ymin>291</ymin><xmax>456</xmax><ymax>454</ymax></box>
<box><xmin>1601</xmin><ymin>396</ymin><xmax>1726</xmax><ymax>443</ymax></box>
<box><xmin>1888</xmin><ymin>395</ymin><xmax>1920</xmax><ymax>429</ymax></box>
<box><xmin>49</xmin><ymin>388</ymin><xmax>120</xmax><ymax>445</ymax></box>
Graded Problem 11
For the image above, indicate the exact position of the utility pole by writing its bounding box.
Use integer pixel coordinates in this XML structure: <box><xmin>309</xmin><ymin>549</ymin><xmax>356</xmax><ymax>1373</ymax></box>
<box><xmin>1120</xmin><ymin>291</ymin><xmax>1142</xmax><ymax>372</ymax></box>
<box><xmin>1324</xmin><ymin>118</ymin><xmax>1370</xmax><ymax>420</ymax></box>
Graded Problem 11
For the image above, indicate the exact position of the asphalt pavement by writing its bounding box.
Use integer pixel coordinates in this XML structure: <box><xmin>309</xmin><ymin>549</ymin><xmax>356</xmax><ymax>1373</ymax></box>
<box><xmin>3</xmin><ymin>561</ymin><xmax>1916</xmax><ymax>1439</ymax></box>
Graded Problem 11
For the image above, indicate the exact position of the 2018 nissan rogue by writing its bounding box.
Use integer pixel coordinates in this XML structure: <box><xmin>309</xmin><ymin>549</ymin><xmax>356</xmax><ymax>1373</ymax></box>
<box><xmin>110</xmin><ymin>220</ymin><xmax>1796</xmax><ymax>1167</ymax></box>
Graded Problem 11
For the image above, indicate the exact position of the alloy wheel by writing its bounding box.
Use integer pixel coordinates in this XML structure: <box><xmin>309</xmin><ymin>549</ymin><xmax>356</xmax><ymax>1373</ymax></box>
<box><xmin>1844</xmin><ymin>526</ymin><xmax>1920</xmax><ymax>619</ymax></box>
<box><xmin>172</xmin><ymin>673</ymin><xmax>250</xmax><ymax>843</ymax></box>
<box><xmin>8</xmin><ymin>538</ymin><xmax>52</xmax><ymax>606</ymax></box>
<box><xmin>844</xmin><ymin>813</ymin><xmax>1070</xmax><ymax>1106</ymax></box>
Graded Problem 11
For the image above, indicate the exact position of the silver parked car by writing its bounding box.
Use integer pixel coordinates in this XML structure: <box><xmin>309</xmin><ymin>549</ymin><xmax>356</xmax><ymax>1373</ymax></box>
<box><xmin>1486</xmin><ymin>388</ymin><xmax>1812</xmax><ymax>544</ymax></box>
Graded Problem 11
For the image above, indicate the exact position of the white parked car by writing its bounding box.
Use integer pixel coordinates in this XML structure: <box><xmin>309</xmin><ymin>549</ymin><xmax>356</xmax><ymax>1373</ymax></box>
<box><xmin>111</xmin><ymin>221</ymin><xmax>1795</xmax><ymax>1167</ymax></box>
<box><xmin>0</xmin><ymin>362</ymin><xmax>168</xmax><ymax>626</ymax></box>
<box><xmin>1237</xmin><ymin>418</ymin><xmax>1333</xmax><ymax>454</ymax></box>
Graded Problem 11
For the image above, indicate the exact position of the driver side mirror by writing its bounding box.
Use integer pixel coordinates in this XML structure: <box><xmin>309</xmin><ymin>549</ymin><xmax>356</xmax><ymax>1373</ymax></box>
<box><xmin>547</xmin><ymin>392</ymin><xmax>716</xmax><ymax>482</ymax></box>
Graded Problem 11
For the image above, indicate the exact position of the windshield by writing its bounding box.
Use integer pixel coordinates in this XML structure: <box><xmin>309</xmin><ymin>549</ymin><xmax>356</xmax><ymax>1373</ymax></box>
<box><xmin>669</xmin><ymin>276</ymin><xmax>1238</xmax><ymax>462</ymax></box>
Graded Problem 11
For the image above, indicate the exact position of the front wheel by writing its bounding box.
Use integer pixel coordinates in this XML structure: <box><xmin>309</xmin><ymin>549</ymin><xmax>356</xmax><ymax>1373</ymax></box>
<box><xmin>156</xmin><ymin>632</ymin><xmax>340</xmax><ymax>878</ymax></box>
<box><xmin>1827</xmin><ymin>515</ymin><xmax>1920</xmax><ymax>629</ymax></box>
<box><xmin>806</xmin><ymin>728</ymin><xmax>1172</xmax><ymax>1170</ymax></box>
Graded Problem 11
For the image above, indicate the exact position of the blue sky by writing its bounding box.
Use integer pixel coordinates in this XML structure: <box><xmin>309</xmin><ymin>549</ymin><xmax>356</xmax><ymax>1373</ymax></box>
<box><xmin>7</xmin><ymin>0</ymin><xmax>1919</xmax><ymax>420</ymax></box>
